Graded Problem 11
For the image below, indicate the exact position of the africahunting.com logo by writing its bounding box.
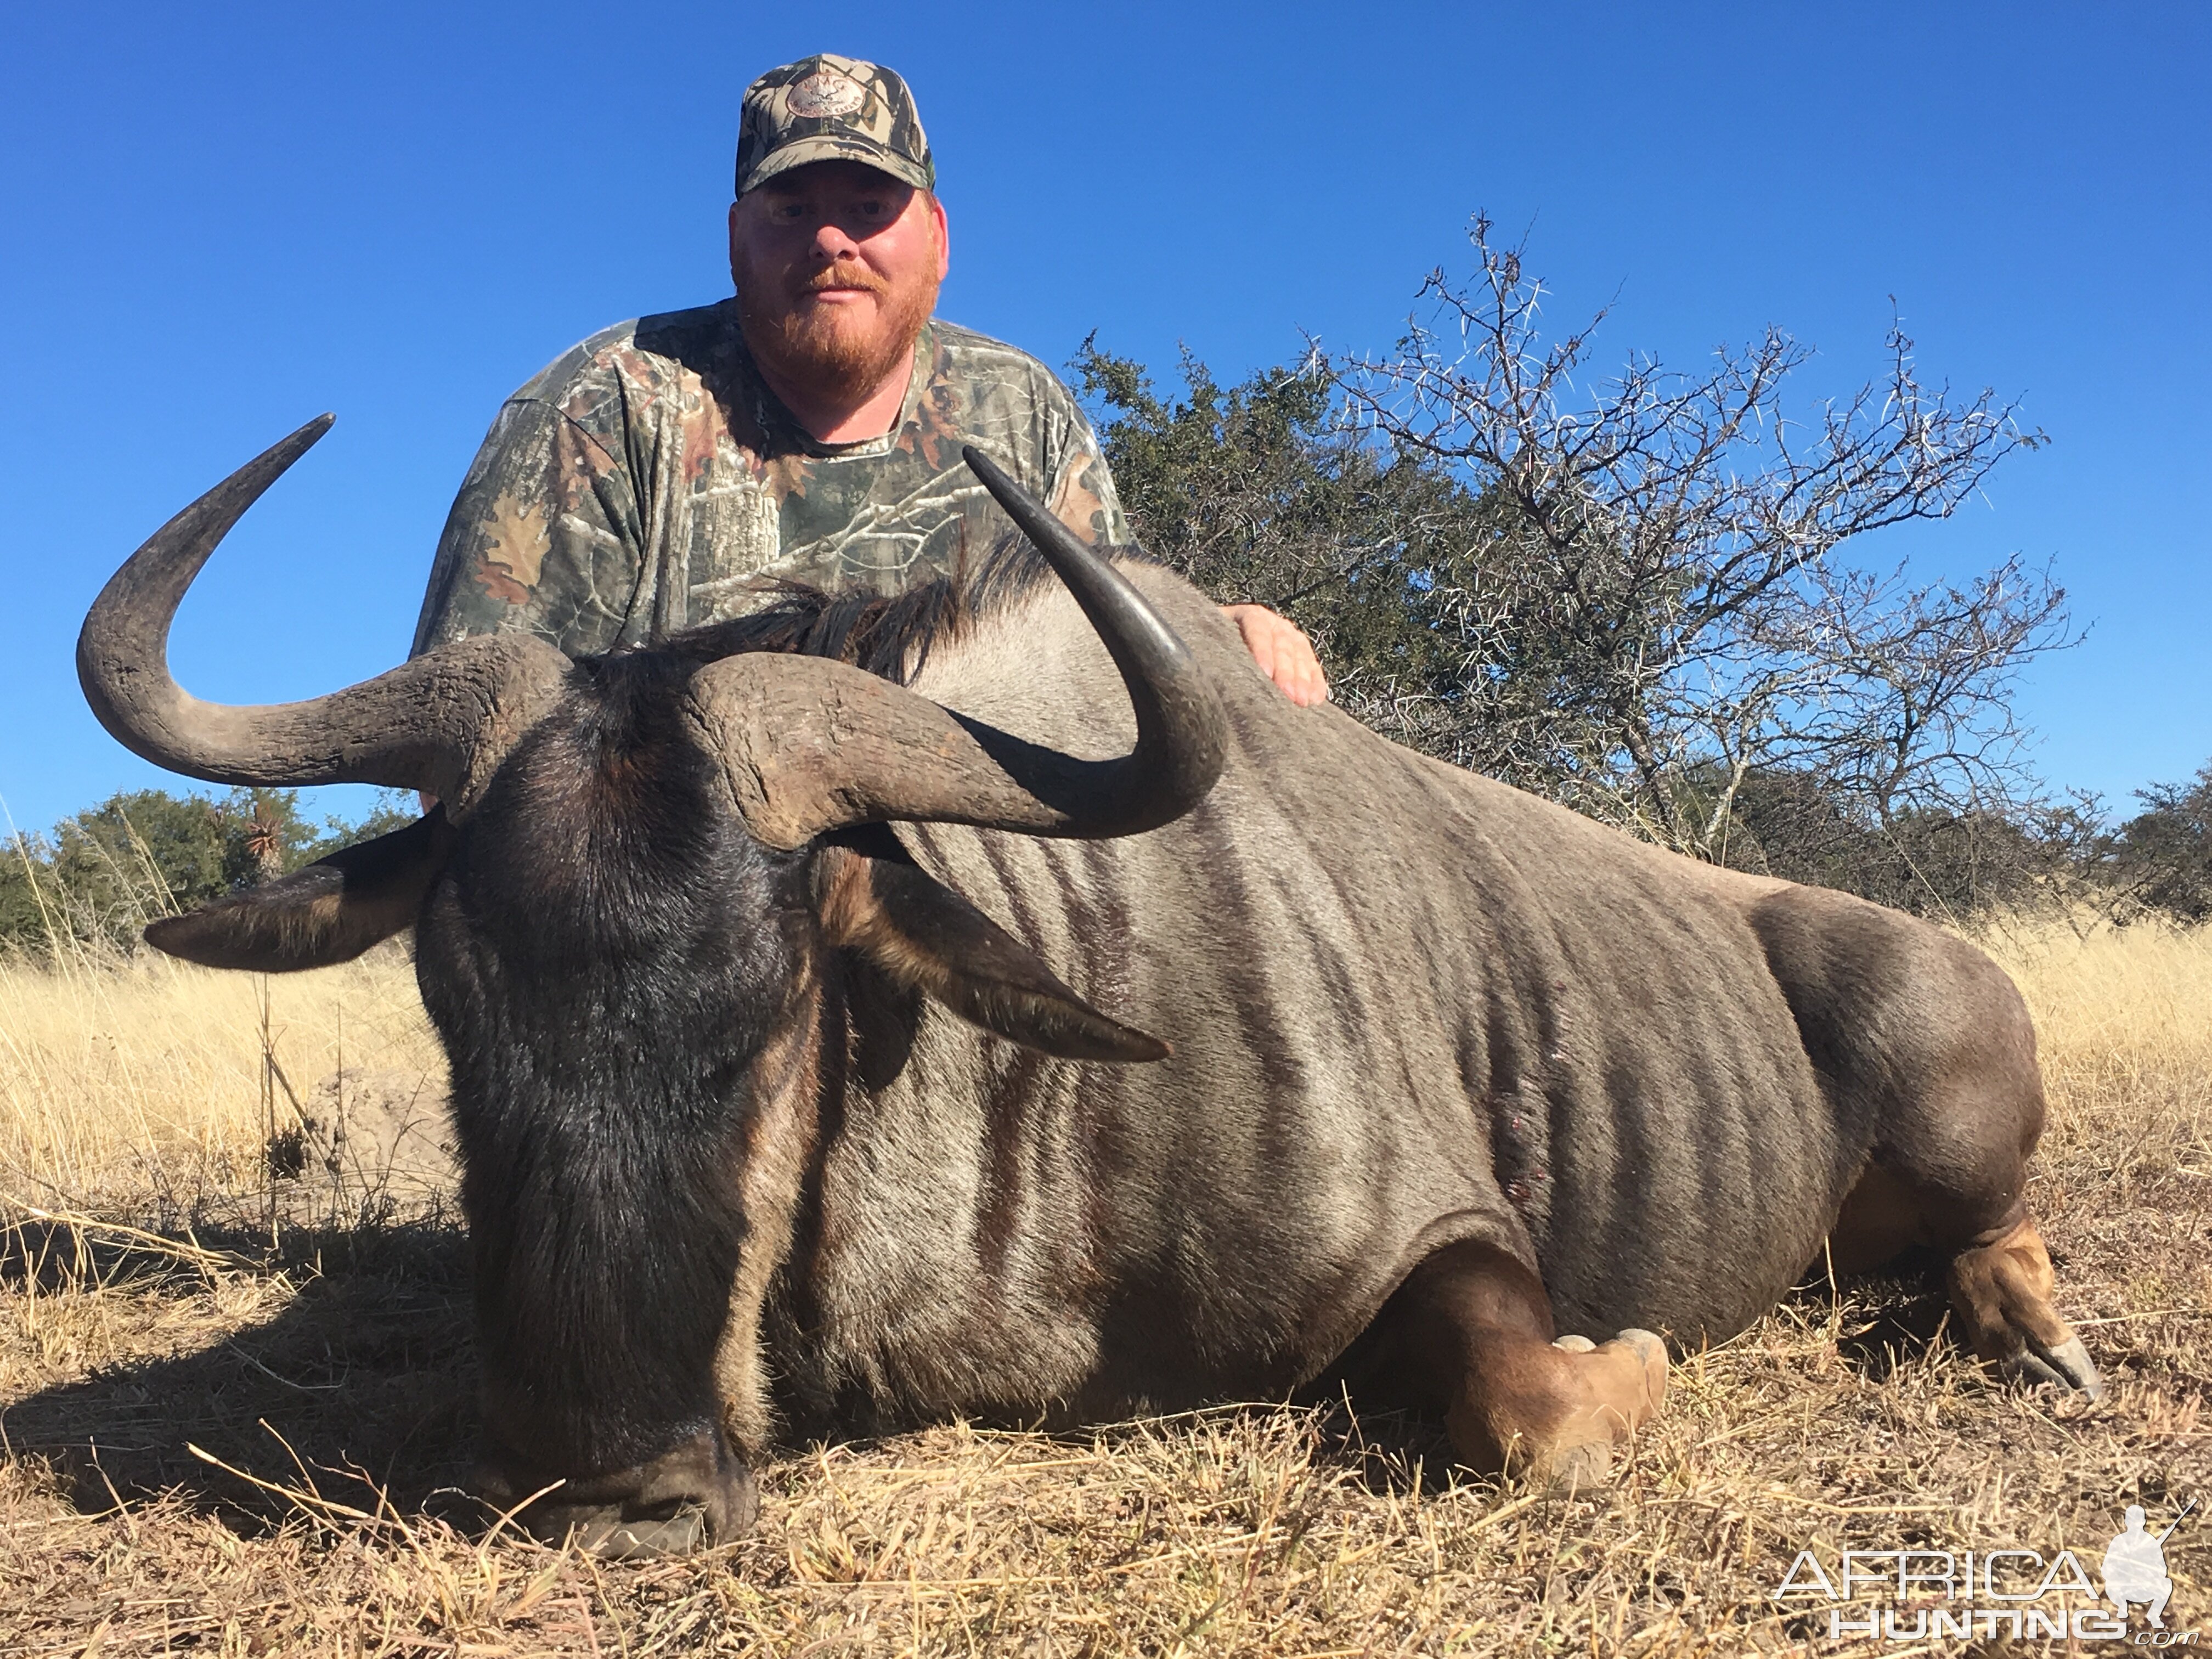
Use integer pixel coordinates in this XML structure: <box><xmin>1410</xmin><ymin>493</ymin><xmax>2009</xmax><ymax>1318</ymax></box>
<box><xmin>1770</xmin><ymin>1500</ymin><xmax>2197</xmax><ymax>1644</ymax></box>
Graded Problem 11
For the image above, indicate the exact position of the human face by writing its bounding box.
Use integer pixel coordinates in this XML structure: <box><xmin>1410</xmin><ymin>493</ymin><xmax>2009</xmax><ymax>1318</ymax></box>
<box><xmin>729</xmin><ymin>160</ymin><xmax>950</xmax><ymax>421</ymax></box>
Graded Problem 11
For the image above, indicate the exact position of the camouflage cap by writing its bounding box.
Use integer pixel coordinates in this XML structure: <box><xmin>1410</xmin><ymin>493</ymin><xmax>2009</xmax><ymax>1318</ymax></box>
<box><xmin>736</xmin><ymin>54</ymin><xmax>936</xmax><ymax>198</ymax></box>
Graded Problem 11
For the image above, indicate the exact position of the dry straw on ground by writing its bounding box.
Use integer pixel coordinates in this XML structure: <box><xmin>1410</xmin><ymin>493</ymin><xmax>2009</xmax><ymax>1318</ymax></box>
<box><xmin>1</xmin><ymin>916</ymin><xmax>2207</xmax><ymax>1656</ymax></box>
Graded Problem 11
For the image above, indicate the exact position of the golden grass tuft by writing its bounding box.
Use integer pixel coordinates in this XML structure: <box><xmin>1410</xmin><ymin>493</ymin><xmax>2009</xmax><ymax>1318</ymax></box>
<box><xmin>0</xmin><ymin>944</ymin><xmax>443</xmax><ymax>1215</ymax></box>
<box><xmin>2</xmin><ymin>913</ymin><xmax>2208</xmax><ymax>1655</ymax></box>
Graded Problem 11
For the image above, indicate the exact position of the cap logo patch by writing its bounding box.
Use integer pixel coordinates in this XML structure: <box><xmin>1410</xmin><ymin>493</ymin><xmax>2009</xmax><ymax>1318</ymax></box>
<box><xmin>788</xmin><ymin>71</ymin><xmax>865</xmax><ymax>119</ymax></box>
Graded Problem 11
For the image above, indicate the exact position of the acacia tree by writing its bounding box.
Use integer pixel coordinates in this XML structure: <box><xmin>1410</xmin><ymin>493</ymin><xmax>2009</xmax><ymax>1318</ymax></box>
<box><xmin>1072</xmin><ymin>345</ymin><xmax>1521</xmax><ymax>759</ymax></box>
<box><xmin>2103</xmin><ymin>763</ymin><xmax>2212</xmax><ymax>923</ymax></box>
<box><xmin>1329</xmin><ymin>215</ymin><xmax>2076</xmax><ymax>856</ymax></box>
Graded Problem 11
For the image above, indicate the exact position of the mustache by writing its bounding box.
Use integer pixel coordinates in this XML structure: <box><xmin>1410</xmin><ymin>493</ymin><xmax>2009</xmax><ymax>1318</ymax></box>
<box><xmin>797</xmin><ymin>262</ymin><xmax>889</xmax><ymax>297</ymax></box>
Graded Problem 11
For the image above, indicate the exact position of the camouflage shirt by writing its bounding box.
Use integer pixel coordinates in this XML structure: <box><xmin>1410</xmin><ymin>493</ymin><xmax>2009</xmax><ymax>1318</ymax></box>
<box><xmin>411</xmin><ymin>300</ymin><xmax>1131</xmax><ymax>659</ymax></box>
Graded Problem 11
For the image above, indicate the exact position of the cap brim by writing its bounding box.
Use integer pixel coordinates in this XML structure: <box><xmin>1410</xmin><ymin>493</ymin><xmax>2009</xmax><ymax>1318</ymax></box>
<box><xmin>739</xmin><ymin>137</ymin><xmax>934</xmax><ymax>196</ymax></box>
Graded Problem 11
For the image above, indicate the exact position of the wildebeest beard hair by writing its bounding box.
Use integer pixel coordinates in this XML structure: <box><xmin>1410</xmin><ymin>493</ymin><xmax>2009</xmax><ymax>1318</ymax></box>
<box><xmin>415</xmin><ymin>535</ymin><xmax>1084</xmax><ymax>1478</ymax></box>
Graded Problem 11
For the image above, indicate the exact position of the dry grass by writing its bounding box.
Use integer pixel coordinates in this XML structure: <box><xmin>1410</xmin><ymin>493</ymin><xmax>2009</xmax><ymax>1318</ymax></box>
<box><xmin>0</xmin><ymin>946</ymin><xmax>444</xmax><ymax>1218</ymax></box>
<box><xmin>1</xmin><ymin>915</ymin><xmax>2207</xmax><ymax>1656</ymax></box>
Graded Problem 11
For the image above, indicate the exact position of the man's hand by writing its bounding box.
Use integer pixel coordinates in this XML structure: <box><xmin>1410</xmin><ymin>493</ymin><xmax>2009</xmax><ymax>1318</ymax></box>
<box><xmin>1222</xmin><ymin>604</ymin><xmax>1329</xmax><ymax>707</ymax></box>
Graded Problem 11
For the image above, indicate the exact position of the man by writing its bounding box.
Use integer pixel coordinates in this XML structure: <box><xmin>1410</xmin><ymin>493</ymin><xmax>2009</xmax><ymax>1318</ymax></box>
<box><xmin>411</xmin><ymin>52</ymin><xmax>1326</xmax><ymax>706</ymax></box>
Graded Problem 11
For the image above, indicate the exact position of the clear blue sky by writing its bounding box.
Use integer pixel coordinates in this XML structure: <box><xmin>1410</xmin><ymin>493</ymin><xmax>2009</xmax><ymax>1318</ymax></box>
<box><xmin>4</xmin><ymin>1</ymin><xmax>2205</xmax><ymax>836</ymax></box>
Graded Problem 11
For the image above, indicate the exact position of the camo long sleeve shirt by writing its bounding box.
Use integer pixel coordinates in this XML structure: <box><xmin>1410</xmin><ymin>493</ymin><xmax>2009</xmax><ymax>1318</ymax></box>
<box><xmin>410</xmin><ymin>300</ymin><xmax>1132</xmax><ymax>659</ymax></box>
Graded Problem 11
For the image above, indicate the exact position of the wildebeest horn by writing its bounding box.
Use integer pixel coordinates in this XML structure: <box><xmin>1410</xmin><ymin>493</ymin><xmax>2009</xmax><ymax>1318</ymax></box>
<box><xmin>681</xmin><ymin>447</ymin><xmax>1229</xmax><ymax>848</ymax></box>
<box><xmin>77</xmin><ymin>416</ymin><xmax>570</xmax><ymax>816</ymax></box>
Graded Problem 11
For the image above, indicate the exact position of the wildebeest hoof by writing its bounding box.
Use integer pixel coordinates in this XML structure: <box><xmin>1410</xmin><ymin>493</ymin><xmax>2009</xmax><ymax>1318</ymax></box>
<box><xmin>1502</xmin><ymin>1327</ymin><xmax>1669</xmax><ymax>1492</ymax></box>
<box><xmin>1614</xmin><ymin>1328</ymin><xmax>1668</xmax><ymax>1389</ymax></box>
<box><xmin>1536</xmin><ymin>1436</ymin><xmax>1616</xmax><ymax>1494</ymax></box>
<box><xmin>569</xmin><ymin>1504</ymin><xmax>710</xmax><ymax>1559</ymax></box>
<box><xmin>1996</xmin><ymin>1333</ymin><xmax>2106</xmax><ymax>1401</ymax></box>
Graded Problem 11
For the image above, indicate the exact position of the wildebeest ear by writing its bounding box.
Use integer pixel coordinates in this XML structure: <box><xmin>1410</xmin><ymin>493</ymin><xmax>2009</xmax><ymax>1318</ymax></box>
<box><xmin>815</xmin><ymin>830</ymin><xmax>1169</xmax><ymax>1064</ymax></box>
<box><xmin>144</xmin><ymin>812</ymin><xmax>455</xmax><ymax>972</ymax></box>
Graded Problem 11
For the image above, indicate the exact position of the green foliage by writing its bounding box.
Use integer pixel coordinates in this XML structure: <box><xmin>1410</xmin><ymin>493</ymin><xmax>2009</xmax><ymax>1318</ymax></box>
<box><xmin>1074</xmin><ymin>341</ymin><xmax>1468</xmax><ymax>640</ymax></box>
<box><xmin>58</xmin><ymin>788</ymin><xmax>234</xmax><ymax>924</ymax></box>
<box><xmin>1717</xmin><ymin>768</ymin><xmax>2098</xmax><ymax>920</ymax></box>
<box><xmin>0</xmin><ymin>837</ymin><xmax>53</xmax><ymax>947</ymax></box>
<box><xmin>2106</xmin><ymin>764</ymin><xmax>2212</xmax><ymax>923</ymax></box>
<box><xmin>1073</xmin><ymin>343</ymin><xmax>1542</xmax><ymax>774</ymax></box>
<box><xmin>313</xmin><ymin>795</ymin><xmax>419</xmax><ymax>859</ymax></box>
<box><xmin>2</xmin><ymin>787</ymin><xmax>420</xmax><ymax>957</ymax></box>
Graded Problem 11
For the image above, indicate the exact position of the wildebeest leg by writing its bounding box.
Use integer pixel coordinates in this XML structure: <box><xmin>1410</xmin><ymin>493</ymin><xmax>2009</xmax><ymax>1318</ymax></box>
<box><xmin>1756</xmin><ymin>884</ymin><xmax>2103</xmax><ymax>1399</ymax></box>
<box><xmin>1946</xmin><ymin>1209</ymin><xmax>2102</xmax><ymax>1395</ymax></box>
<box><xmin>1830</xmin><ymin>1163</ymin><xmax>2103</xmax><ymax>1398</ymax></box>
<box><xmin>1364</xmin><ymin>1240</ymin><xmax>1667</xmax><ymax>1488</ymax></box>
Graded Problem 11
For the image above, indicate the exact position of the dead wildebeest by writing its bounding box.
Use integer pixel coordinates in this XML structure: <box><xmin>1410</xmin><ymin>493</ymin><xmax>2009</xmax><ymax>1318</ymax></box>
<box><xmin>78</xmin><ymin>417</ymin><xmax>2101</xmax><ymax>1554</ymax></box>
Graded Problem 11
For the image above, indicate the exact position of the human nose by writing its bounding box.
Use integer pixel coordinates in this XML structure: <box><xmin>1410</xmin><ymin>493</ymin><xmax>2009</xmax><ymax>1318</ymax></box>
<box><xmin>809</xmin><ymin>218</ymin><xmax>865</xmax><ymax>262</ymax></box>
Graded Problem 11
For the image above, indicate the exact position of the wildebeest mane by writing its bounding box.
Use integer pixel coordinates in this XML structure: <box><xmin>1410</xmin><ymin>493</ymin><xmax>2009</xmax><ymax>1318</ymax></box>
<box><xmin>656</xmin><ymin>537</ymin><xmax>1118</xmax><ymax>685</ymax></box>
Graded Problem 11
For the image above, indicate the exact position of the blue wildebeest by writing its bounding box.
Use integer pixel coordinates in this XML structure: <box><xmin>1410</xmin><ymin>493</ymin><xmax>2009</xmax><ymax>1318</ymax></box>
<box><xmin>79</xmin><ymin>418</ymin><xmax>2101</xmax><ymax>1554</ymax></box>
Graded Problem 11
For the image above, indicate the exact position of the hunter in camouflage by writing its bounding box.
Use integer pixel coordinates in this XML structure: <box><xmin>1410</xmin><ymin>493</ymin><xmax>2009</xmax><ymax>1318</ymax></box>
<box><xmin>411</xmin><ymin>53</ymin><xmax>1327</xmax><ymax>704</ymax></box>
<box><xmin>410</xmin><ymin>306</ymin><xmax>1128</xmax><ymax>657</ymax></box>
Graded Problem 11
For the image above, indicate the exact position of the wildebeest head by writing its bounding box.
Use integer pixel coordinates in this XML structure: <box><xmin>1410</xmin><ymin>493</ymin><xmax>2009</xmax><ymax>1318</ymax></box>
<box><xmin>77</xmin><ymin>417</ymin><xmax>1227</xmax><ymax>1553</ymax></box>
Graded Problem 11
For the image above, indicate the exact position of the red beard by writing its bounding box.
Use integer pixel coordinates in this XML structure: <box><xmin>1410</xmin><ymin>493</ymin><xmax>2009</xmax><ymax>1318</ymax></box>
<box><xmin>737</xmin><ymin>258</ymin><xmax>939</xmax><ymax>416</ymax></box>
